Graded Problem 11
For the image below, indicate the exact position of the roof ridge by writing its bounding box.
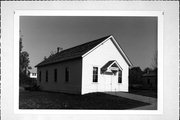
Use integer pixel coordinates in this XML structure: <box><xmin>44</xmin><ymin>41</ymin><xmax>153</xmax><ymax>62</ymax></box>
<box><xmin>47</xmin><ymin>35</ymin><xmax>111</xmax><ymax>58</ymax></box>
<box><xmin>60</xmin><ymin>35</ymin><xmax>111</xmax><ymax>53</ymax></box>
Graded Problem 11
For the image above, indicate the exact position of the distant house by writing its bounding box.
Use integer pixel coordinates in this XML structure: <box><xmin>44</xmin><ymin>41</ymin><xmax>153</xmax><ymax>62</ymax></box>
<box><xmin>29</xmin><ymin>72</ymin><xmax>37</xmax><ymax>79</ymax></box>
<box><xmin>35</xmin><ymin>35</ymin><xmax>132</xmax><ymax>94</ymax></box>
<box><xmin>142</xmin><ymin>69</ymin><xmax>157</xmax><ymax>90</ymax></box>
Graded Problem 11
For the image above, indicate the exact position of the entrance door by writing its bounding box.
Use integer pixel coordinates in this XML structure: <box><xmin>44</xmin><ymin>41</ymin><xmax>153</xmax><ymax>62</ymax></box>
<box><xmin>103</xmin><ymin>75</ymin><xmax>111</xmax><ymax>92</ymax></box>
<box><xmin>103</xmin><ymin>73</ymin><xmax>117</xmax><ymax>92</ymax></box>
<box><xmin>111</xmin><ymin>73</ymin><xmax>118</xmax><ymax>91</ymax></box>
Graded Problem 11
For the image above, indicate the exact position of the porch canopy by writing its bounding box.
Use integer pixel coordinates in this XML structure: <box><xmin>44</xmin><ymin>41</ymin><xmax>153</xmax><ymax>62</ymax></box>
<box><xmin>101</xmin><ymin>60</ymin><xmax>122</xmax><ymax>74</ymax></box>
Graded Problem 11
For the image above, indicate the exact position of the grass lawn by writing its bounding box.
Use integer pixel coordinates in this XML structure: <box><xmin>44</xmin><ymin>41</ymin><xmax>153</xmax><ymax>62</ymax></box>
<box><xmin>129</xmin><ymin>89</ymin><xmax>157</xmax><ymax>98</ymax></box>
<box><xmin>19</xmin><ymin>90</ymin><xmax>149</xmax><ymax>109</ymax></box>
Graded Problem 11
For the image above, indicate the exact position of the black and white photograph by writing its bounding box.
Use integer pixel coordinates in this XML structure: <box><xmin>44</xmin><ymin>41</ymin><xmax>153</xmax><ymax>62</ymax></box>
<box><xmin>1</xmin><ymin>1</ymin><xmax>179</xmax><ymax>120</ymax></box>
<box><xmin>19</xmin><ymin>15</ymin><xmax>158</xmax><ymax>110</ymax></box>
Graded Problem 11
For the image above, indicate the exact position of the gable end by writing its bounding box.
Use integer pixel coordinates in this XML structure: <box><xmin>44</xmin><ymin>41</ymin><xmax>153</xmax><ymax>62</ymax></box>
<box><xmin>82</xmin><ymin>35</ymin><xmax>133</xmax><ymax>67</ymax></box>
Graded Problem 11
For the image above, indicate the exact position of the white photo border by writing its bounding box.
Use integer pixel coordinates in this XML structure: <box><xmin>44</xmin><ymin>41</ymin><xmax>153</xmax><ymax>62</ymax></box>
<box><xmin>14</xmin><ymin>10</ymin><xmax>163</xmax><ymax>114</ymax></box>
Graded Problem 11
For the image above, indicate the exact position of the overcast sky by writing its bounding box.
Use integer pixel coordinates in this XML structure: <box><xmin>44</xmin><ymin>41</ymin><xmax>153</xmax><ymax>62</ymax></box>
<box><xmin>20</xmin><ymin>16</ymin><xmax>157</xmax><ymax>73</ymax></box>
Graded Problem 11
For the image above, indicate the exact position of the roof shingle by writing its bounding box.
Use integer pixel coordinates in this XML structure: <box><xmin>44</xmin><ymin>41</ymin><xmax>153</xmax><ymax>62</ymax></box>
<box><xmin>35</xmin><ymin>35</ymin><xmax>111</xmax><ymax>67</ymax></box>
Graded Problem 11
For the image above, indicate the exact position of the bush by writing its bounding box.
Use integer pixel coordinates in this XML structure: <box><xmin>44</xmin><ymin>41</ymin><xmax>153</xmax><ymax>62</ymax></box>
<box><xmin>24</xmin><ymin>85</ymin><xmax>40</xmax><ymax>91</ymax></box>
<box><xmin>20</xmin><ymin>73</ymin><xmax>37</xmax><ymax>87</ymax></box>
<box><xmin>129</xmin><ymin>84</ymin><xmax>143</xmax><ymax>90</ymax></box>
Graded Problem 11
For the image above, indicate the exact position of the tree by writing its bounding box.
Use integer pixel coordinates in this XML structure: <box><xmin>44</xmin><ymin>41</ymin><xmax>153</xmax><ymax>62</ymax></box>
<box><xmin>129</xmin><ymin>67</ymin><xmax>143</xmax><ymax>85</ymax></box>
<box><xmin>143</xmin><ymin>67</ymin><xmax>152</xmax><ymax>74</ymax></box>
<box><xmin>151</xmin><ymin>51</ymin><xmax>157</xmax><ymax>70</ymax></box>
<box><xmin>44</xmin><ymin>56</ymin><xmax>47</xmax><ymax>60</ymax></box>
<box><xmin>49</xmin><ymin>50</ymin><xmax>56</xmax><ymax>58</ymax></box>
<box><xmin>20</xmin><ymin>51</ymin><xmax>30</xmax><ymax>74</ymax></box>
<box><xmin>19</xmin><ymin>35</ymin><xmax>31</xmax><ymax>80</ymax></box>
<box><xmin>43</xmin><ymin>47</ymin><xmax>63</xmax><ymax>61</ymax></box>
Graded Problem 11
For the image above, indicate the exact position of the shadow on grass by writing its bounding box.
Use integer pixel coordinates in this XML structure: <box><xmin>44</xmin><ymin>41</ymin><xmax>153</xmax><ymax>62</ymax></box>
<box><xmin>19</xmin><ymin>91</ymin><xmax>150</xmax><ymax>109</ymax></box>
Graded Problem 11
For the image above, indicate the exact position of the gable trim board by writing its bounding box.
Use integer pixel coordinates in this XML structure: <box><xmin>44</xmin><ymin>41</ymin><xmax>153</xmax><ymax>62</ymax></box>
<box><xmin>101</xmin><ymin>60</ymin><xmax>123</xmax><ymax>74</ymax></box>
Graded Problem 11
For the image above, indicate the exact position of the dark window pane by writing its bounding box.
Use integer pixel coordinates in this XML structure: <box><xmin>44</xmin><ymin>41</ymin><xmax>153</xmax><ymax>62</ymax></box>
<box><xmin>54</xmin><ymin>69</ymin><xmax>57</xmax><ymax>82</ymax></box>
<box><xmin>93</xmin><ymin>67</ymin><xmax>98</xmax><ymax>82</ymax></box>
<box><xmin>46</xmin><ymin>70</ymin><xmax>48</xmax><ymax>82</ymax></box>
<box><xmin>39</xmin><ymin>71</ymin><xmax>41</xmax><ymax>82</ymax></box>
<box><xmin>118</xmin><ymin>70</ymin><xmax>122</xmax><ymax>83</ymax></box>
<box><xmin>65</xmin><ymin>67</ymin><xmax>69</xmax><ymax>82</ymax></box>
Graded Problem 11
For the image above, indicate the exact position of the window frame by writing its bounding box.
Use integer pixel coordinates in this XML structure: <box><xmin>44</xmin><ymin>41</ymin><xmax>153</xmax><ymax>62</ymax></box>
<box><xmin>92</xmin><ymin>67</ymin><xmax>98</xmax><ymax>83</ymax></box>
<box><xmin>39</xmin><ymin>71</ymin><xmax>41</xmax><ymax>82</ymax></box>
<box><xmin>147</xmin><ymin>78</ymin><xmax>150</xmax><ymax>84</ymax></box>
<box><xmin>46</xmin><ymin>70</ymin><xmax>48</xmax><ymax>82</ymax></box>
<box><xmin>118</xmin><ymin>70</ymin><xmax>122</xmax><ymax>83</ymax></box>
<box><xmin>65</xmin><ymin>67</ymin><xmax>69</xmax><ymax>82</ymax></box>
<box><xmin>54</xmin><ymin>69</ymin><xmax>57</xmax><ymax>82</ymax></box>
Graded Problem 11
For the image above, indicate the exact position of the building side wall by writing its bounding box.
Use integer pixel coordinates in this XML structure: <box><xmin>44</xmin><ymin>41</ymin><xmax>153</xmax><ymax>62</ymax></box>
<box><xmin>37</xmin><ymin>58</ymin><xmax>82</xmax><ymax>94</ymax></box>
<box><xmin>82</xmin><ymin>39</ymin><xmax>129</xmax><ymax>94</ymax></box>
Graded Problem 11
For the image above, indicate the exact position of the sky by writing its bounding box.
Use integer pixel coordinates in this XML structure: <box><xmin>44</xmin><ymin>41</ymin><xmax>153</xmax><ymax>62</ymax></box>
<box><xmin>20</xmin><ymin>16</ymin><xmax>157</xmax><ymax>73</ymax></box>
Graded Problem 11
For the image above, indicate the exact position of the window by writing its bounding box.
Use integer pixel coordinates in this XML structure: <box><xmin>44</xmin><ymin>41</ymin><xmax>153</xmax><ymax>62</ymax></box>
<box><xmin>118</xmin><ymin>70</ymin><xmax>122</xmax><ymax>83</ymax></box>
<box><xmin>54</xmin><ymin>69</ymin><xmax>57</xmax><ymax>82</ymax></box>
<box><xmin>147</xmin><ymin>79</ymin><xmax>150</xmax><ymax>84</ymax></box>
<box><xmin>93</xmin><ymin>67</ymin><xmax>98</xmax><ymax>82</ymax></box>
<box><xmin>39</xmin><ymin>71</ymin><xmax>41</xmax><ymax>82</ymax></box>
<box><xmin>65</xmin><ymin>67</ymin><xmax>69</xmax><ymax>82</ymax></box>
<box><xmin>46</xmin><ymin>70</ymin><xmax>48</xmax><ymax>82</ymax></box>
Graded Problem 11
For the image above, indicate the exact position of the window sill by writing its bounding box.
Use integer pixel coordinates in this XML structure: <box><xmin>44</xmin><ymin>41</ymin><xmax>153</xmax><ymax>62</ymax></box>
<box><xmin>92</xmin><ymin>82</ymin><xmax>98</xmax><ymax>84</ymax></box>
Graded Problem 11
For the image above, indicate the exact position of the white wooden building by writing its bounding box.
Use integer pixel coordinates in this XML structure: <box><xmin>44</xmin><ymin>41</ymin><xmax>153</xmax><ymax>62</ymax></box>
<box><xmin>36</xmin><ymin>35</ymin><xmax>132</xmax><ymax>94</ymax></box>
<box><xmin>29</xmin><ymin>72</ymin><xmax>37</xmax><ymax>78</ymax></box>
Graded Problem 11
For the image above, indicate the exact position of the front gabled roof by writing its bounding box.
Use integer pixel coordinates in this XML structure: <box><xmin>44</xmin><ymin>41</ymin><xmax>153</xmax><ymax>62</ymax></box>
<box><xmin>101</xmin><ymin>60</ymin><xmax>123</xmax><ymax>71</ymax></box>
<box><xmin>82</xmin><ymin>35</ymin><xmax>133</xmax><ymax>66</ymax></box>
<box><xmin>35</xmin><ymin>35</ymin><xmax>133</xmax><ymax>67</ymax></box>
